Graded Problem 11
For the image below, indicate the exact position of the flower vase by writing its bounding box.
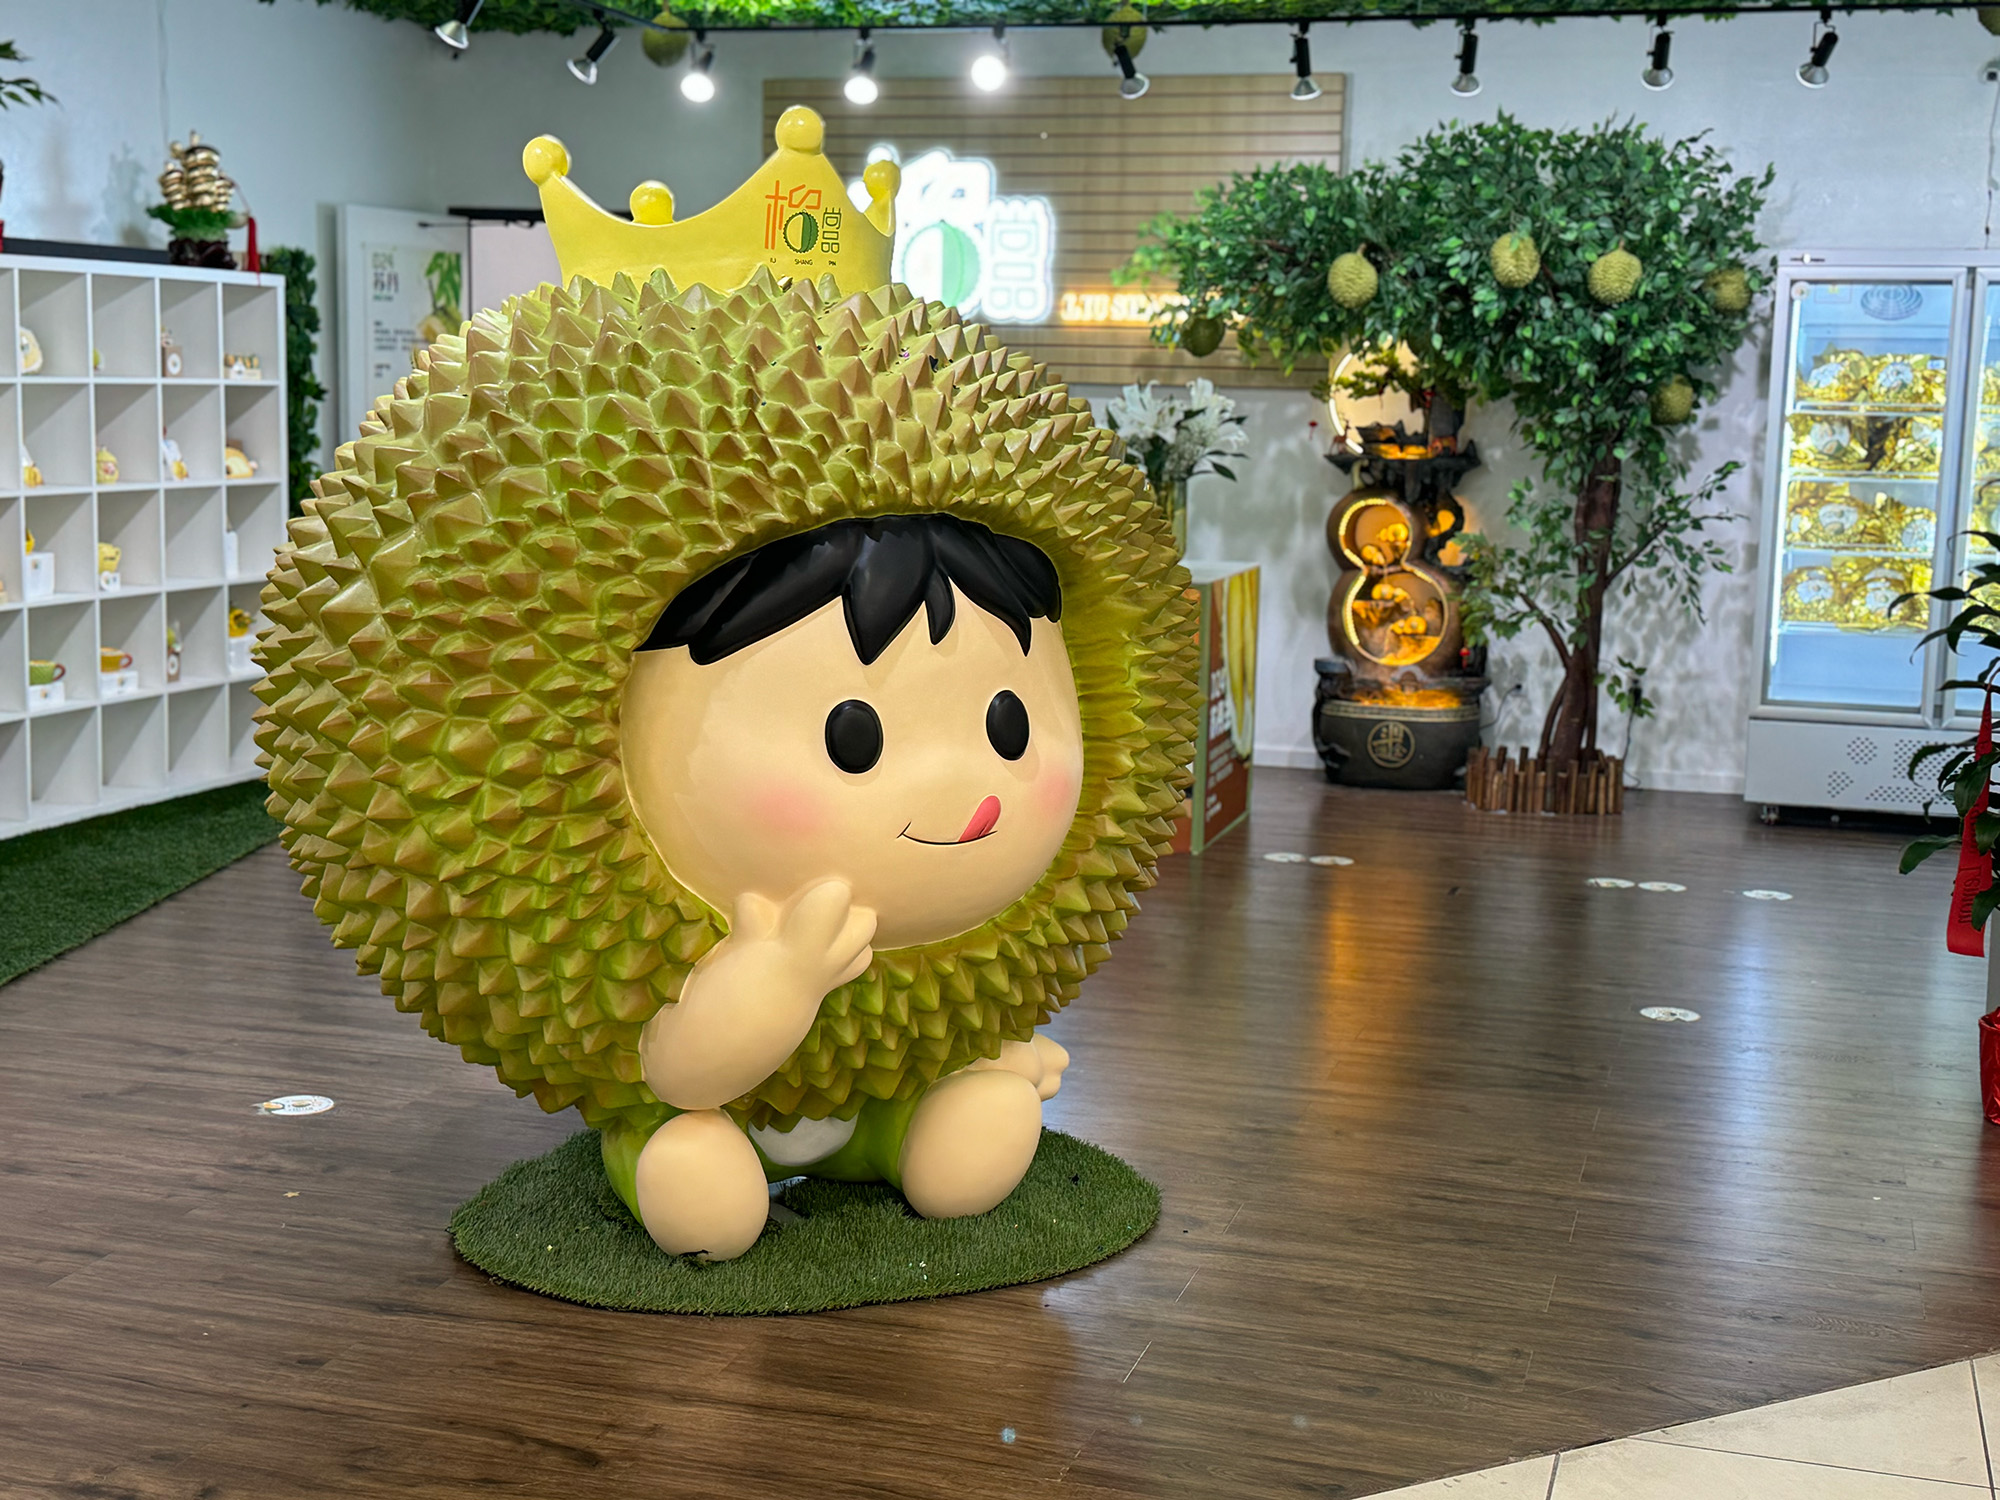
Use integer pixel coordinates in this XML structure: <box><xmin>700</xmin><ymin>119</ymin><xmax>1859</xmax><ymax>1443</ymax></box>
<box><xmin>1158</xmin><ymin>479</ymin><xmax>1189</xmax><ymax>559</ymax></box>
<box><xmin>1983</xmin><ymin>1009</ymin><xmax>2000</xmax><ymax>1126</ymax></box>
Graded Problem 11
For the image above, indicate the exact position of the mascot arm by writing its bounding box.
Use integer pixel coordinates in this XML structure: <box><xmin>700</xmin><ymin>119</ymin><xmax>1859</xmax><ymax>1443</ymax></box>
<box><xmin>638</xmin><ymin>879</ymin><xmax>876</xmax><ymax>1111</ymax></box>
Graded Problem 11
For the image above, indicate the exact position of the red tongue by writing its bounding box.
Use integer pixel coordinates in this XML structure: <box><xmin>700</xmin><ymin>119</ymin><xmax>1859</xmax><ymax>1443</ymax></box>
<box><xmin>959</xmin><ymin>795</ymin><xmax>1002</xmax><ymax>843</ymax></box>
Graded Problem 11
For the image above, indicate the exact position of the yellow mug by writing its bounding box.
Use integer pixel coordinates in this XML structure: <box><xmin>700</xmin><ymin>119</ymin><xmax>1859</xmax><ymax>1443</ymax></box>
<box><xmin>228</xmin><ymin>606</ymin><xmax>253</xmax><ymax>638</ymax></box>
<box><xmin>98</xmin><ymin>541</ymin><xmax>122</xmax><ymax>573</ymax></box>
<box><xmin>100</xmin><ymin>648</ymin><xmax>134</xmax><ymax>673</ymax></box>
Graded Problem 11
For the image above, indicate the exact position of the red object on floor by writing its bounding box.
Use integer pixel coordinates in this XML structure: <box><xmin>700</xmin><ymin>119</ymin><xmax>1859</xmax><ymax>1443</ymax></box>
<box><xmin>1982</xmin><ymin>1010</ymin><xmax>2000</xmax><ymax>1126</ymax></box>
<box><xmin>1948</xmin><ymin>692</ymin><xmax>1995</xmax><ymax>956</ymax></box>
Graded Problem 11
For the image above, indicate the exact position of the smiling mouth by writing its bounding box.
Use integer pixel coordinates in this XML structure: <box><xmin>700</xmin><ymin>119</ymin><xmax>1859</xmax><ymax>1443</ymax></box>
<box><xmin>901</xmin><ymin>795</ymin><xmax>1003</xmax><ymax>847</ymax></box>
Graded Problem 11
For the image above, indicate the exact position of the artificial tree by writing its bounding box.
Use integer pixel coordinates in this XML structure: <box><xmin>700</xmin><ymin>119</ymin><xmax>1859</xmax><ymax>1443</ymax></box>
<box><xmin>1126</xmin><ymin>116</ymin><xmax>1770</xmax><ymax>777</ymax></box>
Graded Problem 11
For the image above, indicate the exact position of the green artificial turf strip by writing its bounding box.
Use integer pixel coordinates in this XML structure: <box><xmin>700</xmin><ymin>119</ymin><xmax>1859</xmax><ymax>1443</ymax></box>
<box><xmin>452</xmin><ymin>1127</ymin><xmax>1160</xmax><ymax>1314</ymax></box>
<box><xmin>0</xmin><ymin>781</ymin><xmax>281</xmax><ymax>987</ymax></box>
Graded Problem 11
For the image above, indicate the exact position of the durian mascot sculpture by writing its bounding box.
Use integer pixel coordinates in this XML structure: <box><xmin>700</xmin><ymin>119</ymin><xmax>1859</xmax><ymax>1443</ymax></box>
<box><xmin>256</xmin><ymin>108</ymin><xmax>1197</xmax><ymax>1264</ymax></box>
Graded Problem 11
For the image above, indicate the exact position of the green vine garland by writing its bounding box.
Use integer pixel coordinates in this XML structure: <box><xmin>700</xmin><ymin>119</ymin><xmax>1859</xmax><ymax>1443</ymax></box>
<box><xmin>262</xmin><ymin>0</ymin><xmax>1966</xmax><ymax>33</ymax></box>
<box><xmin>259</xmin><ymin>246</ymin><xmax>328</xmax><ymax>515</ymax></box>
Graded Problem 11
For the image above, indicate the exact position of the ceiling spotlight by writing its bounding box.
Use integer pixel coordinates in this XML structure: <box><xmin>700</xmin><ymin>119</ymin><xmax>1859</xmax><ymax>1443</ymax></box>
<box><xmin>971</xmin><ymin>25</ymin><xmax>1009</xmax><ymax>92</ymax></box>
<box><xmin>845</xmin><ymin>28</ymin><xmax>879</xmax><ymax>105</ymax></box>
<box><xmin>434</xmin><ymin>0</ymin><xmax>482</xmax><ymax>50</ymax></box>
<box><xmin>1290</xmin><ymin>24</ymin><xmax>1322</xmax><ymax>102</ymax></box>
<box><xmin>567</xmin><ymin>23</ymin><xmax>618</xmax><ymax>85</ymax></box>
<box><xmin>1642</xmin><ymin>19</ymin><xmax>1673</xmax><ymax>90</ymax></box>
<box><xmin>680</xmin><ymin>34</ymin><xmax>715</xmax><ymax>101</ymax></box>
<box><xmin>1451</xmin><ymin>21</ymin><xmax>1481</xmax><ymax>97</ymax></box>
<box><xmin>1798</xmin><ymin>9</ymin><xmax>1838</xmax><ymax>87</ymax></box>
<box><xmin>1114</xmin><ymin>40</ymin><xmax>1150</xmax><ymax>99</ymax></box>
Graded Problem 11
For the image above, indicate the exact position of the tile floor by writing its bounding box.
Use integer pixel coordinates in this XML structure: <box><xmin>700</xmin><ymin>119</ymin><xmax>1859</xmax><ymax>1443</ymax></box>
<box><xmin>1386</xmin><ymin>1355</ymin><xmax>2000</xmax><ymax>1497</ymax></box>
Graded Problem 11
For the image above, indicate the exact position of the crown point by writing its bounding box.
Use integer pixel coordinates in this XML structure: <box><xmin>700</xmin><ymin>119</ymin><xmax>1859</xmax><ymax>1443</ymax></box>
<box><xmin>523</xmin><ymin>135</ymin><xmax>569</xmax><ymax>187</ymax></box>
<box><xmin>862</xmin><ymin>158</ymin><xmax>901</xmax><ymax>201</ymax></box>
<box><xmin>629</xmin><ymin>181</ymin><xmax>675</xmax><ymax>226</ymax></box>
<box><xmin>775</xmin><ymin>106</ymin><xmax>824</xmax><ymax>155</ymax></box>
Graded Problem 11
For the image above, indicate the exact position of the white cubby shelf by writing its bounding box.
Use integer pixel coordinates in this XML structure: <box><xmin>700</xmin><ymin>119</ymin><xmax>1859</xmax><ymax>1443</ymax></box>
<box><xmin>0</xmin><ymin>253</ymin><xmax>286</xmax><ymax>838</ymax></box>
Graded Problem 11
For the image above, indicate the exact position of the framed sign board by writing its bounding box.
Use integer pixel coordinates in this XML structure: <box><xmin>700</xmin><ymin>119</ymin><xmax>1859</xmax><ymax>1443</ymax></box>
<box><xmin>765</xmin><ymin>76</ymin><xmax>1344</xmax><ymax>388</ymax></box>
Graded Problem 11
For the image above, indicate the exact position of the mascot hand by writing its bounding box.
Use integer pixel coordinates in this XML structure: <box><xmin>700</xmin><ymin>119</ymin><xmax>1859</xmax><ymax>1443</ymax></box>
<box><xmin>639</xmin><ymin>879</ymin><xmax>875</xmax><ymax>1111</ymax></box>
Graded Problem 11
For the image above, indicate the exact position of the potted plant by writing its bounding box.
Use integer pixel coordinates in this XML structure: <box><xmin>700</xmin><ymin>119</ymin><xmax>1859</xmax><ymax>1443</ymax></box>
<box><xmin>1102</xmin><ymin>377</ymin><xmax>1247</xmax><ymax>558</ymax></box>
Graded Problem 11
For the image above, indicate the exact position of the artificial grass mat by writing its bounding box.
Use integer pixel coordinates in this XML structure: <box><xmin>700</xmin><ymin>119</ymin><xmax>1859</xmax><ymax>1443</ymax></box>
<box><xmin>0</xmin><ymin>781</ymin><xmax>281</xmax><ymax>987</ymax></box>
<box><xmin>451</xmin><ymin>1127</ymin><xmax>1160</xmax><ymax>1314</ymax></box>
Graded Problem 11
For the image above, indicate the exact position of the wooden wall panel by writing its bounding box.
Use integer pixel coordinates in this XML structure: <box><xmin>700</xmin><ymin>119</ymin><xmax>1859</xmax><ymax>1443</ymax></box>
<box><xmin>764</xmin><ymin>76</ymin><xmax>1343</xmax><ymax>389</ymax></box>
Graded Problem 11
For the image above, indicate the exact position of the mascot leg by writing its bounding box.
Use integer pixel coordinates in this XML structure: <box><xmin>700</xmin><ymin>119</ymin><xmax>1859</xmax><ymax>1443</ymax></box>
<box><xmin>896</xmin><ymin>1033</ymin><xmax>1068</xmax><ymax>1219</ymax></box>
<box><xmin>632</xmin><ymin>1108</ymin><xmax>770</xmax><ymax>1262</ymax></box>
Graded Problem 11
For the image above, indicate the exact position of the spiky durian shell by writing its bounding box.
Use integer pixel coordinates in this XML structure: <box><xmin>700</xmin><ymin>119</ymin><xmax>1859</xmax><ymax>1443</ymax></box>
<box><xmin>254</xmin><ymin>269</ymin><xmax>1198</xmax><ymax>1135</ymax></box>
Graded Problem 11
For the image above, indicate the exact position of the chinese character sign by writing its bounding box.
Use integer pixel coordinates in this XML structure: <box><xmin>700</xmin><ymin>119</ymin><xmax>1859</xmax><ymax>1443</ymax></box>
<box><xmin>848</xmin><ymin>147</ymin><xmax>1054</xmax><ymax>324</ymax></box>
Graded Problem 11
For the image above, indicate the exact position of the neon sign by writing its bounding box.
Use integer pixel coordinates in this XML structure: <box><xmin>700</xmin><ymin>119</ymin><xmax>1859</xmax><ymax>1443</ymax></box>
<box><xmin>848</xmin><ymin>146</ymin><xmax>1054</xmax><ymax>324</ymax></box>
<box><xmin>1057</xmin><ymin>290</ymin><xmax>1181</xmax><ymax>325</ymax></box>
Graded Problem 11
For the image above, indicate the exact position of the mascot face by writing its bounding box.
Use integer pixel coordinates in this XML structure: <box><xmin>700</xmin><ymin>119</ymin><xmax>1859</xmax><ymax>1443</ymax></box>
<box><xmin>625</xmin><ymin>573</ymin><xmax>1084</xmax><ymax>951</ymax></box>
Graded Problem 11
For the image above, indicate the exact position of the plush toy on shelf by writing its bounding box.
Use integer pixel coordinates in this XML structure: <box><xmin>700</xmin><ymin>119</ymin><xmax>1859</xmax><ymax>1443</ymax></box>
<box><xmin>257</xmin><ymin>107</ymin><xmax>1198</xmax><ymax>1274</ymax></box>
<box><xmin>161</xmin><ymin>433</ymin><xmax>188</xmax><ymax>480</ymax></box>
<box><xmin>18</xmin><ymin>326</ymin><xmax>42</xmax><ymax>374</ymax></box>
<box><xmin>97</xmin><ymin>541</ymin><xmax>121</xmax><ymax>593</ymax></box>
<box><xmin>223</xmin><ymin>442</ymin><xmax>257</xmax><ymax>479</ymax></box>
<box><xmin>165</xmin><ymin>620</ymin><xmax>182</xmax><ymax>684</ymax></box>
<box><xmin>20</xmin><ymin>444</ymin><xmax>41</xmax><ymax>488</ymax></box>
<box><xmin>95</xmin><ymin>446</ymin><xmax>119</xmax><ymax>484</ymax></box>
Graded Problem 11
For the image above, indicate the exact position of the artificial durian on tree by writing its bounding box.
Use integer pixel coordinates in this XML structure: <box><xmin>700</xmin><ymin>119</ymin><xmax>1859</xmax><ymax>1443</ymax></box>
<box><xmin>1179</xmin><ymin>314</ymin><xmax>1223</xmax><ymax>357</ymax></box>
<box><xmin>1490</xmin><ymin>231</ymin><xmax>1541</xmax><ymax>289</ymax></box>
<box><xmin>1587</xmin><ymin>245</ymin><xmax>1643</xmax><ymax>306</ymax></box>
<box><xmin>1704</xmin><ymin>265</ymin><xmax>1752</xmax><ymax>314</ymax></box>
<box><xmin>1125</xmin><ymin>115</ymin><xmax>1770</xmax><ymax>789</ymax></box>
<box><xmin>1651</xmin><ymin>376</ymin><xmax>1696</xmax><ymax>426</ymax></box>
<box><xmin>257</xmin><ymin>107</ymin><xmax>1198</xmax><ymax>1265</ymax></box>
<box><xmin>1327</xmin><ymin>251</ymin><xmax>1378</xmax><ymax>310</ymax></box>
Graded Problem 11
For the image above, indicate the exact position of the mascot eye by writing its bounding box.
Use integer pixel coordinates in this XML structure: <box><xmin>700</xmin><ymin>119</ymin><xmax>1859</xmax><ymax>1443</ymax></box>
<box><xmin>986</xmin><ymin>690</ymin><xmax>1030</xmax><ymax>761</ymax></box>
<box><xmin>825</xmin><ymin>700</ymin><xmax>883</xmax><ymax>774</ymax></box>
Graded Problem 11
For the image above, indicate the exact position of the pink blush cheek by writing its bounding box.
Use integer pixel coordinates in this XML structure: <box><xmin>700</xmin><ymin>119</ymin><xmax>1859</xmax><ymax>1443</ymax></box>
<box><xmin>1033</xmin><ymin>758</ymin><xmax>1084</xmax><ymax>824</ymax></box>
<box><xmin>748</xmin><ymin>781</ymin><xmax>830</xmax><ymax>840</ymax></box>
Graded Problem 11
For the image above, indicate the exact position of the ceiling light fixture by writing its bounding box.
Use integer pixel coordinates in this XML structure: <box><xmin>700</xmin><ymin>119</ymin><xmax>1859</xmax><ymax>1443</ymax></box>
<box><xmin>434</xmin><ymin>0</ymin><xmax>482</xmax><ymax>50</ymax></box>
<box><xmin>1451</xmin><ymin>20</ymin><xmax>1481</xmax><ymax>97</ymax></box>
<box><xmin>567</xmin><ymin>22</ymin><xmax>618</xmax><ymax>85</ymax></box>
<box><xmin>1798</xmin><ymin>9</ymin><xmax>1838</xmax><ymax>88</ymax></box>
<box><xmin>680</xmin><ymin>32</ymin><xmax>715</xmax><ymax>101</ymax></box>
<box><xmin>1641</xmin><ymin>17</ymin><xmax>1674</xmax><ymax>90</ymax></box>
<box><xmin>1291</xmin><ymin>23</ymin><xmax>1322</xmax><ymax>102</ymax></box>
<box><xmin>1114</xmin><ymin>39</ymin><xmax>1149</xmax><ymax>99</ymax></box>
<box><xmin>846</xmin><ymin>28</ymin><xmax>879</xmax><ymax>105</ymax></box>
<box><xmin>971</xmin><ymin>25</ymin><xmax>1009</xmax><ymax>92</ymax></box>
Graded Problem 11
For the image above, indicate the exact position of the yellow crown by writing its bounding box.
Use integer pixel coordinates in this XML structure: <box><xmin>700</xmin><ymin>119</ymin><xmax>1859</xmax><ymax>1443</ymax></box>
<box><xmin>523</xmin><ymin>106</ymin><xmax>900</xmax><ymax>295</ymax></box>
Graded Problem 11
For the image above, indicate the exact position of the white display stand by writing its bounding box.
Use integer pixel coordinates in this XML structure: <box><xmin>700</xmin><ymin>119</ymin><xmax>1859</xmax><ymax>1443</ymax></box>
<box><xmin>0</xmin><ymin>253</ymin><xmax>287</xmax><ymax>837</ymax></box>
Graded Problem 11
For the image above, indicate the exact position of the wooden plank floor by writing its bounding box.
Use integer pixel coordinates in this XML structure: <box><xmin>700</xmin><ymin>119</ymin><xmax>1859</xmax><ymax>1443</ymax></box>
<box><xmin>3</xmin><ymin>770</ymin><xmax>1998</xmax><ymax>1498</ymax></box>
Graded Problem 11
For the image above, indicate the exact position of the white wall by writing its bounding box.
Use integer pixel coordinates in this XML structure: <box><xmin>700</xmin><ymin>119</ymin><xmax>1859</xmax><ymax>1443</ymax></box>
<box><xmin>9</xmin><ymin>3</ymin><xmax>1998</xmax><ymax>789</ymax></box>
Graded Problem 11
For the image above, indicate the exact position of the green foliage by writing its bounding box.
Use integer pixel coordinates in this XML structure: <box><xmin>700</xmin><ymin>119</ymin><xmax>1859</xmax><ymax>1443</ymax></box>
<box><xmin>1131</xmin><ymin>115</ymin><xmax>1769</xmax><ymax>762</ymax></box>
<box><xmin>146</xmin><ymin>204</ymin><xmax>239</xmax><ymax>240</ymax></box>
<box><xmin>1460</xmin><ymin>462</ymin><xmax>1737</xmax><ymax>652</ymax></box>
<box><xmin>0</xmin><ymin>40</ymin><xmax>52</xmax><ymax>109</ymax></box>
<box><xmin>261</xmin><ymin>0</ymin><xmax>1947</xmax><ymax>31</ymax></box>
<box><xmin>1900</xmin><ymin>536</ymin><xmax>2000</xmax><ymax>913</ymax></box>
<box><xmin>261</xmin><ymin>247</ymin><xmax>328</xmax><ymax>514</ymax></box>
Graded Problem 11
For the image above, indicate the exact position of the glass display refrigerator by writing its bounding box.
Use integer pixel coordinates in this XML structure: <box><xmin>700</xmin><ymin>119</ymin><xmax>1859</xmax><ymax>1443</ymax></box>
<box><xmin>1746</xmin><ymin>251</ymin><xmax>2000</xmax><ymax>818</ymax></box>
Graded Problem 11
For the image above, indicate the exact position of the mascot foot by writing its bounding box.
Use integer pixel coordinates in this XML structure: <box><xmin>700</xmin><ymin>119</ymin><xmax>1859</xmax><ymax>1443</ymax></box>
<box><xmin>968</xmin><ymin>1032</ymin><xmax>1069</xmax><ymax>1101</ymax></box>
<box><xmin>634</xmin><ymin>1109</ymin><xmax>769</xmax><ymax>1262</ymax></box>
<box><xmin>899</xmin><ymin>1067</ymin><xmax>1042</xmax><ymax>1219</ymax></box>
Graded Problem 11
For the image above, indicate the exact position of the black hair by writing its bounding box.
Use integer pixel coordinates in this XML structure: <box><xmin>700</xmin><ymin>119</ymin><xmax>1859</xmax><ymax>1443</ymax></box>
<box><xmin>641</xmin><ymin>513</ymin><xmax>1063</xmax><ymax>667</ymax></box>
